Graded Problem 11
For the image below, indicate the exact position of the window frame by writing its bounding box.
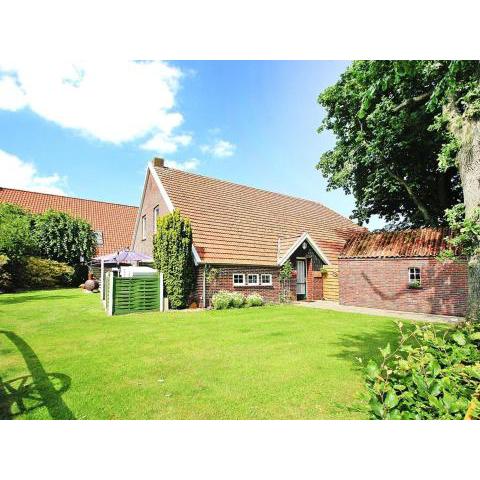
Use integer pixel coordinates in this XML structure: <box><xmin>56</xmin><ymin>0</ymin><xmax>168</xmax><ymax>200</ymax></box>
<box><xmin>141</xmin><ymin>214</ymin><xmax>147</xmax><ymax>240</ymax></box>
<box><xmin>408</xmin><ymin>267</ymin><xmax>421</xmax><ymax>284</ymax></box>
<box><xmin>247</xmin><ymin>273</ymin><xmax>259</xmax><ymax>286</ymax></box>
<box><xmin>153</xmin><ymin>205</ymin><xmax>160</xmax><ymax>233</ymax></box>
<box><xmin>94</xmin><ymin>230</ymin><xmax>104</xmax><ymax>246</ymax></box>
<box><xmin>260</xmin><ymin>273</ymin><xmax>273</xmax><ymax>286</ymax></box>
<box><xmin>232</xmin><ymin>273</ymin><xmax>246</xmax><ymax>287</ymax></box>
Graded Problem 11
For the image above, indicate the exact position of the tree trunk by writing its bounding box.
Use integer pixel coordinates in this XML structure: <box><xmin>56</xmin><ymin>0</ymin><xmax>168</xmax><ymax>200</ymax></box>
<box><xmin>455</xmin><ymin>119</ymin><xmax>480</xmax><ymax>320</ymax></box>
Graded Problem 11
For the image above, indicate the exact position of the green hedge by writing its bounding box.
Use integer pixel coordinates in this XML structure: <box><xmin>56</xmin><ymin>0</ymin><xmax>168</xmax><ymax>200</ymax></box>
<box><xmin>12</xmin><ymin>256</ymin><xmax>74</xmax><ymax>290</ymax></box>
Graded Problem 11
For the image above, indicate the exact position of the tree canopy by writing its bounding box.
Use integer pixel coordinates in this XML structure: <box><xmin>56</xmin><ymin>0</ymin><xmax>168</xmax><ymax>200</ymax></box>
<box><xmin>317</xmin><ymin>61</ymin><xmax>480</xmax><ymax>228</ymax></box>
<box><xmin>33</xmin><ymin>210</ymin><xmax>97</xmax><ymax>265</ymax></box>
<box><xmin>0</xmin><ymin>203</ymin><xmax>35</xmax><ymax>260</ymax></box>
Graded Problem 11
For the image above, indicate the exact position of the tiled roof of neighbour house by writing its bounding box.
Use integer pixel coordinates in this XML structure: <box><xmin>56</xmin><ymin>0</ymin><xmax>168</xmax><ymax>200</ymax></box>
<box><xmin>153</xmin><ymin>165</ymin><xmax>363</xmax><ymax>266</ymax></box>
<box><xmin>0</xmin><ymin>187</ymin><xmax>138</xmax><ymax>256</ymax></box>
<box><xmin>340</xmin><ymin>228</ymin><xmax>452</xmax><ymax>258</ymax></box>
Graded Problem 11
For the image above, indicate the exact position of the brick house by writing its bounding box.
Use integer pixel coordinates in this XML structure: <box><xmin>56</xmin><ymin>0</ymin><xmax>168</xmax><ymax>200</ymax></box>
<box><xmin>132</xmin><ymin>158</ymin><xmax>362</xmax><ymax>307</ymax></box>
<box><xmin>0</xmin><ymin>187</ymin><xmax>138</xmax><ymax>256</ymax></box>
<box><xmin>339</xmin><ymin>228</ymin><xmax>468</xmax><ymax>316</ymax></box>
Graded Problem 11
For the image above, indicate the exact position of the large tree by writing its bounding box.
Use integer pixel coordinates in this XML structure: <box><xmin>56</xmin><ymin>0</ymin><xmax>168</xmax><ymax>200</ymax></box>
<box><xmin>318</xmin><ymin>61</ymin><xmax>480</xmax><ymax>318</ymax></box>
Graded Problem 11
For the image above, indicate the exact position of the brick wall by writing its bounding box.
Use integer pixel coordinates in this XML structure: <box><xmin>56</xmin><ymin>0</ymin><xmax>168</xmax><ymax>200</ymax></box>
<box><xmin>339</xmin><ymin>257</ymin><xmax>468</xmax><ymax>317</ymax></box>
<box><xmin>131</xmin><ymin>170</ymin><xmax>170</xmax><ymax>256</ymax></box>
<box><xmin>193</xmin><ymin>263</ymin><xmax>324</xmax><ymax>307</ymax></box>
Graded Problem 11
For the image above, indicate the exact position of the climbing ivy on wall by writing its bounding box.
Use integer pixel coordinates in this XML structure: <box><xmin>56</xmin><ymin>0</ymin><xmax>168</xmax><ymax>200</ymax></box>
<box><xmin>153</xmin><ymin>209</ymin><xmax>196</xmax><ymax>309</ymax></box>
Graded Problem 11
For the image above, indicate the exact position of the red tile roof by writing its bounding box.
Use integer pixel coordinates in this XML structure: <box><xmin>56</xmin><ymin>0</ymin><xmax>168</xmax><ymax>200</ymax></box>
<box><xmin>155</xmin><ymin>166</ymin><xmax>363</xmax><ymax>266</ymax></box>
<box><xmin>340</xmin><ymin>228</ymin><xmax>451</xmax><ymax>258</ymax></box>
<box><xmin>0</xmin><ymin>187</ymin><xmax>138</xmax><ymax>256</ymax></box>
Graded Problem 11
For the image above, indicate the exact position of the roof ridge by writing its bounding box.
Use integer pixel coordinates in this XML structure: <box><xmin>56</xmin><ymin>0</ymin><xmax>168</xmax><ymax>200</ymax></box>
<box><xmin>156</xmin><ymin>166</ymin><xmax>358</xmax><ymax>226</ymax></box>
<box><xmin>0</xmin><ymin>186</ymin><xmax>138</xmax><ymax>209</ymax></box>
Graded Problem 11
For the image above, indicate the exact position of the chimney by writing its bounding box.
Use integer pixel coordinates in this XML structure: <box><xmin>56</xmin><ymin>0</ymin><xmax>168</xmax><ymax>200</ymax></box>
<box><xmin>152</xmin><ymin>157</ymin><xmax>165</xmax><ymax>168</ymax></box>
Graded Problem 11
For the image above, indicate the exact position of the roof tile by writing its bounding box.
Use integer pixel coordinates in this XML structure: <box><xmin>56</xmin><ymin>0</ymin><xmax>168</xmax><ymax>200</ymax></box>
<box><xmin>340</xmin><ymin>228</ymin><xmax>451</xmax><ymax>258</ymax></box>
<box><xmin>155</xmin><ymin>166</ymin><xmax>362</xmax><ymax>266</ymax></box>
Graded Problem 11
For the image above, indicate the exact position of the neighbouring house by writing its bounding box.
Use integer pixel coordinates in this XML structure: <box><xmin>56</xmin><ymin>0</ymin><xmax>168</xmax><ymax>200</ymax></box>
<box><xmin>132</xmin><ymin>158</ymin><xmax>363</xmax><ymax>306</ymax></box>
<box><xmin>339</xmin><ymin>228</ymin><xmax>468</xmax><ymax>316</ymax></box>
<box><xmin>0</xmin><ymin>187</ymin><xmax>138</xmax><ymax>256</ymax></box>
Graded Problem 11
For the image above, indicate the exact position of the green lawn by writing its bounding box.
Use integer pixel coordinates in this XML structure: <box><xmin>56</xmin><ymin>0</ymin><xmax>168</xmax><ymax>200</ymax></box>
<box><xmin>1</xmin><ymin>288</ymin><xmax>404</xmax><ymax>420</ymax></box>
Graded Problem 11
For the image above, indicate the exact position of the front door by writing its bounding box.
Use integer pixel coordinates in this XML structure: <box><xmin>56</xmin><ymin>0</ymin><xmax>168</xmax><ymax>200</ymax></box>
<box><xmin>296</xmin><ymin>259</ymin><xmax>306</xmax><ymax>299</ymax></box>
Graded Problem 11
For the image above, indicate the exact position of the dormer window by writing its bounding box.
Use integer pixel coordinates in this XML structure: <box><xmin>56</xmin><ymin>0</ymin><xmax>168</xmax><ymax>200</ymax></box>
<box><xmin>94</xmin><ymin>231</ymin><xmax>103</xmax><ymax>246</ymax></box>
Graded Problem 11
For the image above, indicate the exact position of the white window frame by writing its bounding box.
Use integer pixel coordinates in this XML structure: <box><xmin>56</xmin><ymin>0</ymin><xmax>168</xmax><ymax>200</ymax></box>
<box><xmin>153</xmin><ymin>205</ymin><xmax>160</xmax><ymax>233</ymax></box>
<box><xmin>260</xmin><ymin>273</ymin><xmax>273</xmax><ymax>286</ymax></box>
<box><xmin>141</xmin><ymin>215</ymin><xmax>147</xmax><ymax>240</ymax></box>
<box><xmin>247</xmin><ymin>273</ymin><xmax>259</xmax><ymax>286</ymax></box>
<box><xmin>232</xmin><ymin>273</ymin><xmax>245</xmax><ymax>286</ymax></box>
<box><xmin>94</xmin><ymin>230</ymin><xmax>104</xmax><ymax>246</ymax></box>
<box><xmin>408</xmin><ymin>267</ymin><xmax>421</xmax><ymax>284</ymax></box>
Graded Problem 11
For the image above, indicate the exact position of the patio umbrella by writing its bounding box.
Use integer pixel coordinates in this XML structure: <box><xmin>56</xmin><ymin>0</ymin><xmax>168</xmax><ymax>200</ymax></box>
<box><xmin>93</xmin><ymin>250</ymin><xmax>153</xmax><ymax>300</ymax></box>
<box><xmin>94</xmin><ymin>249</ymin><xmax>153</xmax><ymax>264</ymax></box>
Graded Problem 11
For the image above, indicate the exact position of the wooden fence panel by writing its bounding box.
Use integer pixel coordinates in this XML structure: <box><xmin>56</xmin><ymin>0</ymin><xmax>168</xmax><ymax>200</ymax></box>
<box><xmin>112</xmin><ymin>276</ymin><xmax>160</xmax><ymax>315</ymax></box>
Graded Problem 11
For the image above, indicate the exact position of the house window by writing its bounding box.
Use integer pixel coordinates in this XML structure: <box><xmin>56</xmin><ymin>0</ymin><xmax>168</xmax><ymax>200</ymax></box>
<box><xmin>247</xmin><ymin>273</ymin><xmax>259</xmax><ymax>286</ymax></box>
<box><xmin>232</xmin><ymin>273</ymin><xmax>245</xmax><ymax>286</ymax></box>
<box><xmin>94</xmin><ymin>230</ymin><xmax>103</xmax><ymax>246</ymax></box>
<box><xmin>260</xmin><ymin>274</ymin><xmax>272</xmax><ymax>286</ymax></box>
<box><xmin>408</xmin><ymin>267</ymin><xmax>421</xmax><ymax>284</ymax></box>
<box><xmin>141</xmin><ymin>215</ymin><xmax>147</xmax><ymax>240</ymax></box>
<box><xmin>153</xmin><ymin>205</ymin><xmax>160</xmax><ymax>233</ymax></box>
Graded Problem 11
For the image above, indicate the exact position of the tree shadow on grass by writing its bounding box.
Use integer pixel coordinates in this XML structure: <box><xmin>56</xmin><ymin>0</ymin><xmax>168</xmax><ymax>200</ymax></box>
<box><xmin>0</xmin><ymin>330</ymin><xmax>75</xmax><ymax>420</ymax></box>
<box><xmin>0</xmin><ymin>293</ymin><xmax>74</xmax><ymax>306</ymax></box>
<box><xmin>328</xmin><ymin>320</ymin><xmax>410</xmax><ymax>418</ymax></box>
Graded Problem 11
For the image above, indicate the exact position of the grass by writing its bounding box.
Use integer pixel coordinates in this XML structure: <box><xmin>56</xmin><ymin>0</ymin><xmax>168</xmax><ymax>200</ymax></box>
<box><xmin>0</xmin><ymin>288</ymin><xmax>405</xmax><ymax>419</ymax></box>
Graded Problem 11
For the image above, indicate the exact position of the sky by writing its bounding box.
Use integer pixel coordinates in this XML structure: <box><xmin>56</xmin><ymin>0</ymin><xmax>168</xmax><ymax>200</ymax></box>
<box><xmin>0</xmin><ymin>61</ymin><xmax>384</xmax><ymax>228</ymax></box>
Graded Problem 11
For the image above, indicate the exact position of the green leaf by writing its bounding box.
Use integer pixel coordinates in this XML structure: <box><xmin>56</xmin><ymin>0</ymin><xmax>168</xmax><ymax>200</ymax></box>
<box><xmin>428</xmin><ymin>360</ymin><xmax>441</xmax><ymax>378</ymax></box>
<box><xmin>379</xmin><ymin>343</ymin><xmax>391</xmax><ymax>358</ymax></box>
<box><xmin>452</xmin><ymin>332</ymin><xmax>466</xmax><ymax>346</ymax></box>
<box><xmin>369</xmin><ymin>399</ymin><xmax>384</xmax><ymax>418</ymax></box>
<box><xmin>366</xmin><ymin>360</ymin><xmax>380</xmax><ymax>380</ymax></box>
<box><xmin>384</xmin><ymin>391</ymin><xmax>399</xmax><ymax>409</ymax></box>
<box><xmin>469</xmin><ymin>332</ymin><xmax>480</xmax><ymax>341</ymax></box>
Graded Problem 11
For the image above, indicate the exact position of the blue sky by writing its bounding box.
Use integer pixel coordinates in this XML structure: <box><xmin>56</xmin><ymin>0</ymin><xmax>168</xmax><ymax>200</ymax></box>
<box><xmin>0</xmin><ymin>61</ymin><xmax>382</xmax><ymax>228</ymax></box>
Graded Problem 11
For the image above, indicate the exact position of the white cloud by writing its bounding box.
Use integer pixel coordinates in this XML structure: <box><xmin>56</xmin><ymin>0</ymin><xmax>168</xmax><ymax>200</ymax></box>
<box><xmin>0</xmin><ymin>61</ymin><xmax>185</xmax><ymax>144</ymax></box>
<box><xmin>0</xmin><ymin>76</ymin><xmax>27</xmax><ymax>110</ymax></box>
<box><xmin>140</xmin><ymin>132</ymin><xmax>192</xmax><ymax>153</ymax></box>
<box><xmin>165</xmin><ymin>158</ymin><xmax>199</xmax><ymax>171</ymax></box>
<box><xmin>0</xmin><ymin>149</ymin><xmax>67</xmax><ymax>195</ymax></box>
<box><xmin>200</xmin><ymin>139</ymin><xmax>236</xmax><ymax>158</ymax></box>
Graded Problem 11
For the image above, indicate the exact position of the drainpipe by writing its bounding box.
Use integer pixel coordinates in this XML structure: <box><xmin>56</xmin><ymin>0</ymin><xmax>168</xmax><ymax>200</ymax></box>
<box><xmin>202</xmin><ymin>264</ymin><xmax>207</xmax><ymax>308</ymax></box>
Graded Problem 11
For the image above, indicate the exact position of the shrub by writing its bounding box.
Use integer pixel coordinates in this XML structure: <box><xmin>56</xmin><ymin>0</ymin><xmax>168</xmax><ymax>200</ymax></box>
<box><xmin>231</xmin><ymin>292</ymin><xmax>246</xmax><ymax>308</ymax></box>
<box><xmin>0</xmin><ymin>254</ymin><xmax>13</xmax><ymax>292</ymax></box>
<box><xmin>363</xmin><ymin>321</ymin><xmax>480</xmax><ymax>420</ymax></box>
<box><xmin>13</xmin><ymin>256</ymin><xmax>74</xmax><ymax>289</ymax></box>
<box><xmin>153</xmin><ymin>209</ymin><xmax>195</xmax><ymax>309</ymax></box>
<box><xmin>246</xmin><ymin>293</ymin><xmax>265</xmax><ymax>307</ymax></box>
<box><xmin>211</xmin><ymin>290</ymin><xmax>233</xmax><ymax>310</ymax></box>
<box><xmin>33</xmin><ymin>210</ymin><xmax>96</xmax><ymax>265</ymax></box>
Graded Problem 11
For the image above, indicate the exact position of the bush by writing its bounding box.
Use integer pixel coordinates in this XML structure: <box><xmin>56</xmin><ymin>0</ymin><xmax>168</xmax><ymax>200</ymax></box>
<box><xmin>0</xmin><ymin>254</ymin><xmax>13</xmax><ymax>292</ymax></box>
<box><xmin>363</xmin><ymin>321</ymin><xmax>480</xmax><ymax>420</ymax></box>
<box><xmin>231</xmin><ymin>292</ymin><xmax>246</xmax><ymax>308</ymax></box>
<box><xmin>246</xmin><ymin>293</ymin><xmax>265</xmax><ymax>307</ymax></box>
<box><xmin>211</xmin><ymin>290</ymin><xmax>234</xmax><ymax>310</ymax></box>
<box><xmin>13</xmin><ymin>256</ymin><xmax>74</xmax><ymax>289</ymax></box>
